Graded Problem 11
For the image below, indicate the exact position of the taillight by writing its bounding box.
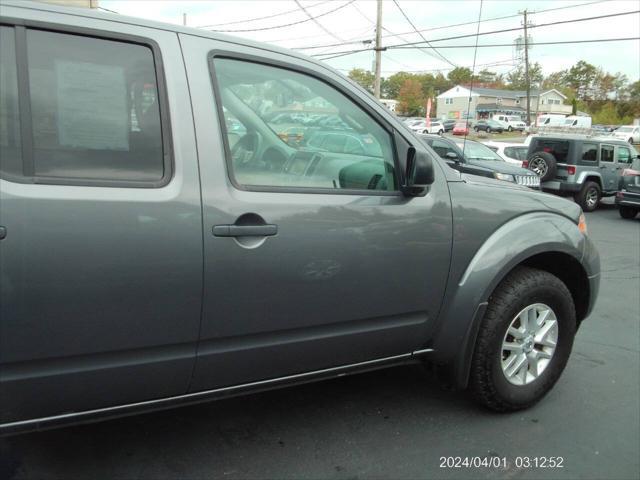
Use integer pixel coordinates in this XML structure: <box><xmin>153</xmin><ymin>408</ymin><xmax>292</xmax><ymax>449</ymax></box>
<box><xmin>543</xmin><ymin>147</ymin><xmax>552</xmax><ymax>153</ymax></box>
<box><xmin>567</xmin><ymin>166</ymin><xmax>576</xmax><ymax>175</ymax></box>
<box><xmin>522</xmin><ymin>160</ymin><xmax>529</xmax><ymax>168</ymax></box>
<box><xmin>622</xmin><ymin>169</ymin><xmax>640</xmax><ymax>177</ymax></box>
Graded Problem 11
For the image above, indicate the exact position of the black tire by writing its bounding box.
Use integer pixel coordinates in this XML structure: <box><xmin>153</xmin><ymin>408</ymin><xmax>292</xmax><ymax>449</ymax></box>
<box><xmin>469</xmin><ymin>266</ymin><xmax>576</xmax><ymax>412</ymax></box>
<box><xmin>439</xmin><ymin>130</ymin><xmax>444</xmax><ymax>135</ymax></box>
<box><xmin>508</xmin><ymin>126</ymin><xmax>513</xmax><ymax>132</ymax></box>
<box><xmin>527</xmin><ymin>151</ymin><xmax>557</xmax><ymax>182</ymax></box>
<box><xmin>486</xmin><ymin>127</ymin><xmax>492</xmax><ymax>133</ymax></box>
<box><xmin>575</xmin><ymin>181</ymin><xmax>601</xmax><ymax>212</ymax></box>
<box><xmin>629</xmin><ymin>138</ymin><xmax>634</xmax><ymax>144</ymax></box>
<box><xmin>619</xmin><ymin>206</ymin><xmax>639</xmax><ymax>219</ymax></box>
<box><xmin>474</xmin><ymin>127</ymin><xmax>479</xmax><ymax>132</ymax></box>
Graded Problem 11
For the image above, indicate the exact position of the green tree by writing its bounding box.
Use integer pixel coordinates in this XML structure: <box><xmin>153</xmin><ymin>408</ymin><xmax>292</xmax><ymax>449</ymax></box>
<box><xmin>593</xmin><ymin>102</ymin><xmax>632</xmax><ymax>125</ymax></box>
<box><xmin>347</xmin><ymin>68</ymin><xmax>375</xmax><ymax>94</ymax></box>
<box><xmin>398</xmin><ymin>78</ymin><xmax>425</xmax><ymax>116</ymax></box>
<box><xmin>506</xmin><ymin>62</ymin><xmax>543</xmax><ymax>90</ymax></box>
<box><xmin>564</xmin><ymin>60</ymin><xmax>598</xmax><ymax>100</ymax></box>
<box><xmin>447</xmin><ymin>67</ymin><xmax>473</xmax><ymax>85</ymax></box>
<box><xmin>415</xmin><ymin>73</ymin><xmax>437</xmax><ymax>98</ymax></box>
<box><xmin>433</xmin><ymin>72</ymin><xmax>452</xmax><ymax>96</ymax></box>
<box><xmin>383</xmin><ymin>71</ymin><xmax>415</xmax><ymax>99</ymax></box>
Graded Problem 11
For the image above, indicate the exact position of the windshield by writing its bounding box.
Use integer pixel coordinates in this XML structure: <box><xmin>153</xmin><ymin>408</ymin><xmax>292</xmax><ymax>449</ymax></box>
<box><xmin>617</xmin><ymin>127</ymin><xmax>633</xmax><ymax>132</ymax></box>
<box><xmin>456</xmin><ymin>141</ymin><xmax>505</xmax><ymax>161</ymax></box>
<box><xmin>507</xmin><ymin>116</ymin><xmax>522</xmax><ymax>122</ymax></box>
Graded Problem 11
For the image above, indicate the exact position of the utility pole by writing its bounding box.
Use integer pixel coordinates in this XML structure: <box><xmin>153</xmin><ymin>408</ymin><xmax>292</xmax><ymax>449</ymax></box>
<box><xmin>523</xmin><ymin>9</ymin><xmax>531</xmax><ymax>125</ymax></box>
<box><xmin>183</xmin><ymin>12</ymin><xmax>187</xmax><ymax>26</ymax></box>
<box><xmin>373</xmin><ymin>0</ymin><xmax>383</xmax><ymax>99</ymax></box>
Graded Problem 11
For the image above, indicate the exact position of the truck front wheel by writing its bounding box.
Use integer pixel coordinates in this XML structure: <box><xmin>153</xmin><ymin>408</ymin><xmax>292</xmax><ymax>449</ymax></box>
<box><xmin>469</xmin><ymin>267</ymin><xmax>576</xmax><ymax>411</ymax></box>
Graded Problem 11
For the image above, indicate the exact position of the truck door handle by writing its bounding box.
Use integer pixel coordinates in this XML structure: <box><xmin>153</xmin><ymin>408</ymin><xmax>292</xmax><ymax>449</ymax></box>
<box><xmin>0</xmin><ymin>226</ymin><xmax>6</xmax><ymax>240</ymax></box>
<box><xmin>212</xmin><ymin>224</ymin><xmax>278</xmax><ymax>237</ymax></box>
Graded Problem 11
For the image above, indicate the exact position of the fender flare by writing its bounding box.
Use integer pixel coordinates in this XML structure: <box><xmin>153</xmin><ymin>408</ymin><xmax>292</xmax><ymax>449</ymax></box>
<box><xmin>576</xmin><ymin>171</ymin><xmax>603</xmax><ymax>186</ymax></box>
<box><xmin>428</xmin><ymin>212</ymin><xmax>588</xmax><ymax>388</ymax></box>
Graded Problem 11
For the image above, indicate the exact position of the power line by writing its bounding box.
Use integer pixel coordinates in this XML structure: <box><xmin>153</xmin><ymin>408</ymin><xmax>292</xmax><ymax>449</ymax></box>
<box><xmin>294</xmin><ymin>0</ymin><xmax>344</xmax><ymax>42</ymax></box>
<box><xmin>387</xmin><ymin>9</ymin><xmax>639</xmax><ymax>49</ymax></box>
<box><xmin>350</xmin><ymin>0</ymin><xmax>450</xmax><ymax>65</ymax></box>
<box><xmin>390</xmin><ymin>37</ymin><xmax>640</xmax><ymax>49</ymax></box>
<box><xmin>392</xmin><ymin>0</ymin><xmax>456</xmax><ymax>67</ymax></box>
<box><xmin>97</xmin><ymin>6</ymin><xmax>120</xmax><ymax>14</ymax></box>
<box><xmin>196</xmin><ymin>1</ymin><xmax>329</xmax><ymax>28</ymax></box>
<box><xmin>312</xmin><ymin>10</ymin><xmax>639</xmax><ymax>57</ymax></box>
<box><xmin>337</xmin><ymin>58</ymin><xmax>516</xmax><ymax>74</ymax></box>
<box><xmin>263</xmin><ymin>25</ymin><xmax>371</xmax><ymax>44</ymax></box>
<box><xmin>298</xmin><ymin>0</ymin><xmax>608</xmax><ymax>50</ymax></box>
<box><xmin>206</xmin><ymin>1</ymin><xmax>355</xmax><ymax>32</ymax></box>
<box><xmin>316</xmin><ymin>37</ymin><xmax>639</xmax><ymax>60</ymax></box>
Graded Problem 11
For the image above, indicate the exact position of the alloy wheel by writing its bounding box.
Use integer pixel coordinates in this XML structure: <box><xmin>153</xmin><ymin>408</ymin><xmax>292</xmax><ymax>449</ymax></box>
<box><xmin>585</xmin><ymin>187</ymin><xmax>599</xmax><ymax>208</ymax></box>
<box><xmin>501</xmin><ymin>303</ymin><xmax>558</xmax><ymax>386</ymax></box>
<box><xmin>529</xmin><ymin>157</ymin><xmax>548</xmax><ymax>177</ymax></box>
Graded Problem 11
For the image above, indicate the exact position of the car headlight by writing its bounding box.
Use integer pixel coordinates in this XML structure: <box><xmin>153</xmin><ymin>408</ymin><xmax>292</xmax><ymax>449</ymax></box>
<box><xmin>494</xmin><ymin>172</ymin><xmax>515</xmax><ymax>182</ymax></box>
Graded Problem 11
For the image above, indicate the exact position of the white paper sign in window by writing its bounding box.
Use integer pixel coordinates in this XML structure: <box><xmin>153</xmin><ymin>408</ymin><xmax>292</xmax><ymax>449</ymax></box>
<box><xmin>55</xmin><ymin>60</ymin><xmax>128</xmax><ymax>150</ymax></box>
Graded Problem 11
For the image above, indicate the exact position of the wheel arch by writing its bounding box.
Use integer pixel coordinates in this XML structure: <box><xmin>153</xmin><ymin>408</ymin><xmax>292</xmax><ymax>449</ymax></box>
<box><xmin>428</xmin><ymin>212</ymin><xmax>593</xmax><ymax>388</ymax></box>
<box><xmin>577</xmin><ymin>172</ymin><xmax>603</xmax><ymax>188</ymax></box>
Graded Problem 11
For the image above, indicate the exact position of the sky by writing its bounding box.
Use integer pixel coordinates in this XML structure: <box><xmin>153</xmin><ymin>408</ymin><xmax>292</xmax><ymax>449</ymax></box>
<box><xmin>99</xmin><ymin>0</ymin><xmax>640</xmax><ymax>81</ymax></box>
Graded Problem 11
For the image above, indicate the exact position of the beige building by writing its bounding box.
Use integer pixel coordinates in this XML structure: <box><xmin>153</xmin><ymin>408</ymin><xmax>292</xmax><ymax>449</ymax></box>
<box><xmin>436</xmin><ymin>85</ymin><xmax>571</xmax><ymax>123</ymax></box>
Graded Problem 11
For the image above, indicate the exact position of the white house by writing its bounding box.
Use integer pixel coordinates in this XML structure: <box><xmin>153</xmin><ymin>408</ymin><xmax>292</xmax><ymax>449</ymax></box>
<box><xmin>436</xmin><ymin>85</ymin><xmax>571</xmax><ymax>123</ymax></box>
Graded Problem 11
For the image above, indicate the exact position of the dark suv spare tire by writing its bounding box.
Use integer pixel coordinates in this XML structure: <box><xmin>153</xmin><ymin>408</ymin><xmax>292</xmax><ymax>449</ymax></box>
<box><xmin>527</xmin><ymin>151</ymin><xmax>557</xmax><ymax>181</ymax></box>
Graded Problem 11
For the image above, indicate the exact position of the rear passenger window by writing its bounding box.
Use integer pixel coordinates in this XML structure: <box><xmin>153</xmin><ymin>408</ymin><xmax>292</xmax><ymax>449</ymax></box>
<box><xmin>26</xmin><ymin>29</ymin><xmax>167</xmax><ymax>183</ymax></box>
<box><xmin>581</xmin><ymin>143</ymin><xmax>597</xmax><ymax>162</ymax></box>
<box><xmin>0</xmin><ymin>26</ymin><xmax>21</xmax><ymax>177</ymax></box>
<box><xmin>535</xmin><ymin>140</ymin><xmax>569</xmax><ymax>162</ymax></box>
<box><xmin>600</xmin><ymin>145</ymin><xmax>614</xmax><ymax>162</ymax></box>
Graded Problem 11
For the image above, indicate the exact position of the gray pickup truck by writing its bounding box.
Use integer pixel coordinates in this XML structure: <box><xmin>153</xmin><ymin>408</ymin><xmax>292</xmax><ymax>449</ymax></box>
<box><xmin>0</xmin><ymin>1</ymin><xmax>600</xmax><ymax>435</ymax></box>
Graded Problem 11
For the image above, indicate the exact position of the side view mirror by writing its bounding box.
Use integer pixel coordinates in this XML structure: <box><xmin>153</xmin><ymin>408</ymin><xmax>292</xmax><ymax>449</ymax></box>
<box><xmin>393</xmin><ymin>129</ymin><xmax>434</xmax><ymax>197</ymax></box>
<box><xmin>402</xmin><ymin>146</ymin><xmax>434</xmax><ymax>197</ymax></box>
<box><xmin>445</xmin><ymin>151</ymin><xmax>459</xmax><ymax>161</ymax></box>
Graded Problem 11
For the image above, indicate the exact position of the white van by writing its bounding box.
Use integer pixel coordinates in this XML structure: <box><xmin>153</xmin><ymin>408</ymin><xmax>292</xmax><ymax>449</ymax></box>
<box><xmin>536</xmin><ymin>114</ymin><xmax>566</xmax><ymax>127</ymax></box>
<box><xmin>492</xmin><ymin>114</ymin><xmax>526</xmax><ymax>132</ymax></box>
<box><xmin>563</xmin><ymin>116</ymin><xmax>592</xmax><ymax>128</ymax></box>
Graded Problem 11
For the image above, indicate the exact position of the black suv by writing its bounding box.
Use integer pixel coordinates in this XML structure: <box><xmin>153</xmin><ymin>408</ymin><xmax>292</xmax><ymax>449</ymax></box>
<box><xmin>616</xmin><ymin>157</ymin><xmax>640</xmax><ymax>219</ymax></box>
<box><xmin>525</xmin><ymin>135</ymin><xmax>639</xmax><ymax>211</ymax></box>
<box><xmin>420</xmin><ymin>135</ymin><xmax>540</xmax><ymax>188</ymax></box>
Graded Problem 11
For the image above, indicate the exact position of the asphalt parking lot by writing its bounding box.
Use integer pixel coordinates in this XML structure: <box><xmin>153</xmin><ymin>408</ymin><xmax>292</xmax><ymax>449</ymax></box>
<box><xmin>1</xmin><ymin>203</ymin><xmax>638</xmax><ymax>480</ymax></box>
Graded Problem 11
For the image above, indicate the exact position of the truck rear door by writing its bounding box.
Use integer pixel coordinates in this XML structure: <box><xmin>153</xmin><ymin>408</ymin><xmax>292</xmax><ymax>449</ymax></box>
<box><xmin>0</xmin><ymin>10</ymin><xmax>201</xmax><ymax>424</ymax></box>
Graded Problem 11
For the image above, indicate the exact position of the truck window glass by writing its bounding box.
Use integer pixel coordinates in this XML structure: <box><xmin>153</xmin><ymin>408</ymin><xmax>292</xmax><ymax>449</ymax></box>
<box><xmin>536</xmin><ymin>140</ymin><xmax>569</xmax><ymax>162</ymax></box>
<box><xmin>617</xmin><ymin>147</ymin><xmax>632</xmax><ymax>164</ymax></box>
<box><xmin>0</xmin><ymin>26</ymin><xmax>22</xmax><ymax>177</ymax></box>
<box><xmin>600</xmin><ymin>145</ymin><xmax>614</xmax><ymax>162</ymax></box>
<box><xmin>581</xmin><ymin>143</ymin><xmax>597</xmax><ymax>162</ymax></box>
<box><xmin>212</xmin><ymin>57</ymin><xmax>396</xmax><ymax>192</ymax></box>
<box><xmin>26</xmin><ymin>29</ymin><xmax>165</xmax><ymax>183</ymax></box>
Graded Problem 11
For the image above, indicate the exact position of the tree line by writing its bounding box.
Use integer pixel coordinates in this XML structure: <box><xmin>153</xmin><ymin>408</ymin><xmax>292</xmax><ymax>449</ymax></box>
<box><xmin>348</xmin><ymin>60</ymin><xmax>640</xmax><ymax>124</ymax></box>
